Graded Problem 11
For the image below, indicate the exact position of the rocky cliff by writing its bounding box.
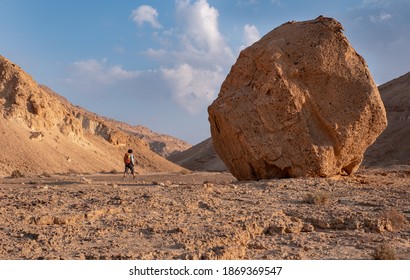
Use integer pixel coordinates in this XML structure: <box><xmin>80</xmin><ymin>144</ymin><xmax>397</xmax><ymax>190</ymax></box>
<box><xmin>0</xmin><ymin>55</ymin><xmax>185</xmax><ymax>176</ymax></box>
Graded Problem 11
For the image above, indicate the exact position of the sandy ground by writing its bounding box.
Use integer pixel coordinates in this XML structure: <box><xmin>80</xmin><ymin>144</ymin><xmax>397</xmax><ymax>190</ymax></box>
<box><xmin>0</xmin><ymin>167</ymin><xmax>409</xmax><ymax>260</ymax></box>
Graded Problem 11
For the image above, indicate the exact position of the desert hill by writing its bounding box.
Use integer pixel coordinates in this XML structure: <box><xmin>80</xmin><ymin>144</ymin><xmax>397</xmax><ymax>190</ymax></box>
<box><xmin>39</xmin><ymin>87</ymin><xmax>192</xmax><ymax>158</ymax></box>
<box><xmin>364</xmin><ymin>72</ymin><xmax>410</xmax><ymax>166</ymax></box>
<box><xmin>0</xmin><ymin>55</ymin><xmax>186</xmax><ymax>176</ymax></box>
<box><xmin>172</xmin><ymin>72</ymin><xmax>410</xmax><ymax>172</ymax></box>
<box><xmin>167</xmin><ymin>138</ymin><xmax>227</xmax><ymax>172</ymax></box>
<box><xmin>102</xmin><ymin>121</ymin><xmax>192</xmax><ymax>158</ymax></box>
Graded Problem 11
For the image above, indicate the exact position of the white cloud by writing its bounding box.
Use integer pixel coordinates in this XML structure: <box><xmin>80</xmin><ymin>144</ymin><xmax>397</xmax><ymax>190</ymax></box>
<box><xmin>161</xmin><ymin>64</ymin><xmax>224</xmax><ymax>114</ymax></box>
<box><xmin>243</xmin><ymin>24</ymin><xmax>260</xmax><ymax>46</ymax></box>
<box><xmin>370</xmin><ymin>12</ymin><xmax>392</xmax><ymax>22</ymax></box>
<box><xmin>114</xmin><ymin>46</ymin><xmax>125</xmax><ymax>54</ymax></box>
<box><xmin>346</xmin><ymin>0</ymin><xmax>410</xmax><ymax>84</ymax></box>
<box><xmin>361</xmin><ymin>0</ymin><xmax>392</xmax><ymax>8</ymax></box>
<box><xmin>68</xmin><ymin>1</ymin><xmax>235</xmax><ymax>116</ymax></box>
<box><xmin>131</xmin><ymin>5</ymin><xmax>162</xmax><ymax>29</ymax></box>
<box><xmin>145</xmin><ymin>48</ymin><xmax>167</xmax><ymax>59</ymax></box>
<box><xmin>238</xmin><ymin>24</ymin><xmax>260</xmax><ymax>52</ymax></box>
<box><xmin>175</xmin><ymin>0</ymin><xmax>234</xmax><ymax>62</ymax></box>
<box><xmin>236</xmin><ymin>0</ymin><xmax>259</xmax><ymax>6</ymax></box>
<box><xmin>236</xmin><ymin>0</ymin><xmax>280</xmax><ymax>6</ymax></box>
<box><xmin>66</xmin><ymin>59</ymin><xmax>140</xmax><ymax>89</ymax></box>
<box><xmin>151</xmin><ymin>0</ymin><xmax>235</xmax><ymax>114</ymax></box>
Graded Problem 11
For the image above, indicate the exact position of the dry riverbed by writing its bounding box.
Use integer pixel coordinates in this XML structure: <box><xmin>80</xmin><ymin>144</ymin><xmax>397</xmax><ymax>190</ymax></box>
<box><xmin>0</xmin><ymin>167</ymin><xmax>409</xmax><ymax>260</ymax></box>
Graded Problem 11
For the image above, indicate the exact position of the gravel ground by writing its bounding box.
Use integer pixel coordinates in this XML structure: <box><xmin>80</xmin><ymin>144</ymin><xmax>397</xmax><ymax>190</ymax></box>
<box><xmin>0</xmin><ymin>167</ymin><xmax>409</xmax><ymax>260</ymax></box>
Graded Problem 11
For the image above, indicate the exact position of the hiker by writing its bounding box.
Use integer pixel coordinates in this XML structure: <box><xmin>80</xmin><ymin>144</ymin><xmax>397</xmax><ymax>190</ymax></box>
<box><xmin>123</xmin><ymin>149</ymin><xmax>136</xmax><ymax>179</ymax></box>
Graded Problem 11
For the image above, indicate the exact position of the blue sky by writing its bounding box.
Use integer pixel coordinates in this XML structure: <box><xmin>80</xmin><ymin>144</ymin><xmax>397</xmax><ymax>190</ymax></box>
<box><xmin>1</xmin><ymin>0</ymin><xmax>409</xmax><ymax>144</ymax></box>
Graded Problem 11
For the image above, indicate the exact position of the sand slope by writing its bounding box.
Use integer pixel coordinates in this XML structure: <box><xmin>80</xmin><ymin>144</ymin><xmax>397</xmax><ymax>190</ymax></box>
<box><xmin>167</xmin><ymin>138</ymin><xmax>227</xmax><ymax>172</ymax></box>
<box><xmin>0</xmin><ymin>55</ymin><xmax>186</xmax><ymax>176</ymax></box>
<box><xmin>364</xmin><ymin>72</ymin><xmax>410</xmax><ymax>166</ymax></box>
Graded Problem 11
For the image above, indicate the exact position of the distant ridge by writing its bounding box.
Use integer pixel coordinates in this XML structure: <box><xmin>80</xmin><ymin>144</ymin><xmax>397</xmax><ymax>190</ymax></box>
<box><xmin>0</xmin><ymin>55</ymin><xmax>186</xmax><ymax>176</ymax></box>
<box><xmin>167</xmin><ymin>138</ymin><xmax>227</xmax><ymax>172</ymax></box>
<box><xmin>364</xmin><ymin>71</ymin><xmax>410</xmax><ymax>166</ymax></box>
<box><xmin>105</xmin><ymin>122</ymin><xmax>192</xmax><ymax>158</ymax></box>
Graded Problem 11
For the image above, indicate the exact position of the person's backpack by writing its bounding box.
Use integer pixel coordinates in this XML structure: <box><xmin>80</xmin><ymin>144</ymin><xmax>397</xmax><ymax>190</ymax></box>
<box><xmin>124</xmin><ymin>153</ymin><xmax>131</xmax><ymax>164</ymax></box>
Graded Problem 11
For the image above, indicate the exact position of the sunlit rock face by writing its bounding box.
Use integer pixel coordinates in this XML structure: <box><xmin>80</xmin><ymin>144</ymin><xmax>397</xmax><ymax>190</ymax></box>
<box><xmin>208</xmin><ymin>17</ymin><xmax>387</xmax><ymax>181</ymax></box>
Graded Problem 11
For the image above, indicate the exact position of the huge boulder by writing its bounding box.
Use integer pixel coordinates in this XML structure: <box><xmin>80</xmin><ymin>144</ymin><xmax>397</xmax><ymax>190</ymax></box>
<box><xmin>208</xmin><ymin>16</ymin><xmax>387</xmax><ymax>181</ymax></box>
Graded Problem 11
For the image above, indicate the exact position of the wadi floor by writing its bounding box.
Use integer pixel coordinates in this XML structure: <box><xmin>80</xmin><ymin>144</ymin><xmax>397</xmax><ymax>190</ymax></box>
<box><xmin>0</xmin><ymin>167</ymin><xmax>409</xmax><ymax>260</ymax></box>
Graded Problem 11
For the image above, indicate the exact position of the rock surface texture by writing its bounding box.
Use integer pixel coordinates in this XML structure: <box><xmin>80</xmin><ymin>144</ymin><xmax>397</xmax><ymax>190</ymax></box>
<box><xmin>208</xmin><ymin>17</ymin><xmax>387</xmax><ymax>180</ymax></box>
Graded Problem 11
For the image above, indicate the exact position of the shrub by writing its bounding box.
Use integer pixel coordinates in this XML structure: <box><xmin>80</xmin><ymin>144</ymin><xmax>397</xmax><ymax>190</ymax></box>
<box><xmin>11</xmin><ymin>170</ymin><xmax>24</xmax><ymax>178</ymax></box>
<box><xmin>383</xmin><ymin>209</ymin><xmax>408</xmax><ymax>231</ymax></box>
<box><xmin>304</xmin><ymin>192</ymin><xmax>330</xmax><ymax>205</ymax></box>
<box><xmin>373</xmin><ymin>243</ymin><xmax>397</xmax><ymax>260</ymax></box>
<box><xmin>40</xmin><ymin>172</ymin><xmax>51</xmax><ymax>178</ymax></box>
<box><xmin>180</xmin><ymin>169</ymin><xmax>191</xmax><ymax>175</ymax></box>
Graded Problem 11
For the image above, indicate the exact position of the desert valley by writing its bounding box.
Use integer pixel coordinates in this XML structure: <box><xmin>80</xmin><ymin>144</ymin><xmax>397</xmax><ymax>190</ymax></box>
<box><xmin>0</xmin><ymin>17</ymin><xmax>409</xmax><ymax>260</ymax></box>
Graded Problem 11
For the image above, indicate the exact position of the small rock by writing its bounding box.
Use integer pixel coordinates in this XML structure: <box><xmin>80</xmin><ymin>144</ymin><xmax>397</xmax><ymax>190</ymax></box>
<box><xmin>301</xmin><ymin>223</ymin><xmax>315</xmax><ymax>232</ymax></box>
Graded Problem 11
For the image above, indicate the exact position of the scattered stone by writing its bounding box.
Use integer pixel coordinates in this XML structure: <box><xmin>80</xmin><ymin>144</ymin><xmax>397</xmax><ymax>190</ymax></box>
<box><xmin>264</xmin><ymin>213</ymin><xmax>304</xmax><ymax>234</ymax></box>
<box><xmin>203</xmin><ymin>181</ymin><xmax>214</xmax><ymax>188</ymax></box>
<box><xmin>29</xmin><ymin>131</ymin><xmax>44</xmax><ymax>141</ymax></box>
<box><xmin>81</xmin><ymin>177</ymin><xmax>92</xmax><ymax>184</ymax></box>
<box><xmin>301</xmin><ymin>224</ymin><xmax>315</xmax><ymax>232</ymax></box>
